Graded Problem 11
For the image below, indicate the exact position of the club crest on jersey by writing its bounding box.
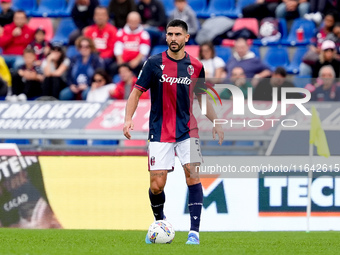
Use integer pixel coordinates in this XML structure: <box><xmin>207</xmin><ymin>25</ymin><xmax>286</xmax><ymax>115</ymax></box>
<box><xmin>150</xmin><ymin>156</ymin><xmax>155</xmax><ymax>166</ymax></box>
<box><xmin>160</xmin><ymin>65</ymin><xmax>165</xmax><ymax>70</ymax></box>
<box><xmin>187</xmin><ymin>65</ymin><xmax>194</xmax><ymax>75</ymax></box>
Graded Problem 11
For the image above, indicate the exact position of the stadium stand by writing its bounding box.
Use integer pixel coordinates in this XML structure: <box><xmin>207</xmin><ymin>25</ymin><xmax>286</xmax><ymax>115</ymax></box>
<box><xmin>28</xmin><ymin>17</ymin><xmax>54</xmax><ymax>41</ymax></box>
<box><xmin>99</xmin><ymin>0</ymin><xmax>110</xmax><ymax>7</ymax></box>
<box><xmin>286</xmin><ymin>46</ymin><xmax>309</xmax><ymax>74</ymax></box>
<box><xmin>12</xmin><ymin>0</ymin><xmax>37</xmax><ymax>16</ymax></box>
<box><xmin>31</xmin><ymin>0</ymin><xmax>67</xmax><ymax>17</ymax></box>
<box><xmin>51</xmin><ymin>17</ymin><xmax>77</xmax><ymax>45</ymax></box>
<box><xmin>263</xmin><ymin>46</ymin><xmax>290</xmax><ymax>71</ymax></box>
<box><xmin>187</xmin><ymin>0</ymin><xmax>207</xmax><ymax>18</ymax></box>
<box><xmin>161</xmin><ymin>0</ymin><xmax>175</xmax><ymax>16</ymax></box>
<box><xmin>282</xmin><ymin>18</ymin><xmax>317</xmax><ymax>46</ymax></box>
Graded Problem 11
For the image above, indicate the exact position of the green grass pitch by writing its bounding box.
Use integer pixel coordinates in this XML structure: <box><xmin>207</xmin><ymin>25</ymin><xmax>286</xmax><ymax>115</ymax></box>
<box><xmin>0</xmin><ymin>229</ymin><xmax>339</xmax><ymax>254</ymax></box>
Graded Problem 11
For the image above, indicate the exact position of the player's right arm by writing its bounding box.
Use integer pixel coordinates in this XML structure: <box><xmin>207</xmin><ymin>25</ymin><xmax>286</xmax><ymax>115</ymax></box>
<box><xmin>123</xmin><ymin>88</ymin><xmax>143</xmax><ymax>139</ymax></box>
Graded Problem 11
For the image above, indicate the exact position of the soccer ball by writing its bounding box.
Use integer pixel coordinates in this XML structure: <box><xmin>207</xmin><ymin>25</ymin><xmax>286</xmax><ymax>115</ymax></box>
<box><xmin>147</xmin><ymin>220</ymin><xmax>175</xmax><ymax>244</ymax></box>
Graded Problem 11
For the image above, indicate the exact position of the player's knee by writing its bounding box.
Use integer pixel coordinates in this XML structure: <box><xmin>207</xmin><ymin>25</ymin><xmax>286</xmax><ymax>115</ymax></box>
<box><xmin>150</xmin><ymin>183</ymin><xmax>165</xmax><ymax>195</ymax></box>
<box><xmin>186</xmin><ymin>176</ymin><xmax>200</xmax><ymax>186</ymax></box>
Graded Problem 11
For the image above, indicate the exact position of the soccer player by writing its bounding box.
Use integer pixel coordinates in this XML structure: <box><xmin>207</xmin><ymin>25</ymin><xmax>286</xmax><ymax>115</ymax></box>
<box><xmin>123</xmin><ymin>19</ymin><xmax>224</xmax><ymax>245</ymax></box>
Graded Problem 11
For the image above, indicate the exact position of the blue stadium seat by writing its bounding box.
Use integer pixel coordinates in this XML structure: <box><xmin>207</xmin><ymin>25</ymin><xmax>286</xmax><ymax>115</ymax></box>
<box><xmin>99</xmin><ymin>0</ymin><xmax>110</xmax><ymax>6</ymax></box>
<box><xmin>32</xmin><ymin>0</ymin><xmax>67</xmax><ymax>17</ymax></box>
<box><xmin>282</xmin><ymin>18</ymin><xmax>316</xmax><ymax>46</ymax></box>
<box><xmin>215</xmin><ymin>46</ymin><xmax>232</xmax><ymax>63</ymax></box>
<box><xmin>250</xmin><ymin>45</ymin><xmax>260</xmax><ymax>58</ymax></box>
<box><xmin>293</xmin><ymin>75</ymin><xmax>311</xmax><ymax>88</ymax></box>
<box><xmin>286</xmin><ymin>46</ymin><xmax>309</xmax><ymax>74</ymax></box>
<box><xmin>12</xmin><ymin>0</ymin><xmax>37</xmax><ymax>16</ymax></box>
<box><xmin>263</xmin><ymin>46</ymin><xmax>290</xmax><ymax>71</ymax></box>
<box><xmin>150</xmin><ymin>45</ymin><xmax>168</xmax><ymax>56</ymax></box>
<box><xmin>113</xmin><ymin>74</ymin><xmax>121</xmax><ymax>83</ymax></box>
<box><xmin>59</xmin><ymin>0</ymin><xmax>75</xmax><ymax>16</ymax></box>
<box><xmin>187</xmin><ymin>0</ymin><xmax>208</xmax><ymax>18</ymax></box>
<box><xmin>206</xmin><ymin>0</ymin><xmax>237</xmax><ymax>18</ymax></box>
<box><xmin>160</xmin><ymin>0</ymin><xmax>175</xmax><ymax>15</ymax></box>
<box><xmin>51</xmin><ymin>18</ymin><xmax>77</xmax><ymax>45</ymax></box>
<box><xmin>66</xmin><ymin>45</ymin><xmax>79</xmax><ymax>58</ymax></box>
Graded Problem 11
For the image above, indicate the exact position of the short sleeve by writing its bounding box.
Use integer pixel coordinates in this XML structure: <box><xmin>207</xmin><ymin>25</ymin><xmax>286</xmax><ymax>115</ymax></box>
<box><xmin>213</xmin><ymin>56</ymin><xmax>226</xmax><ymax>69</ymax></box>
<box><xmin>193</xmin><ymin>65</ymin><xmax>207</xmax><ymax>95</ymax></box>
<box><xmin>134</xmin><ymin>59</ymin><xmax>152</xmax><ymax>92</ymax></box>
<box><xmin>63</xmin><ymin>58</ymin><xmax>71</xmax><ymax>67</ymax></box>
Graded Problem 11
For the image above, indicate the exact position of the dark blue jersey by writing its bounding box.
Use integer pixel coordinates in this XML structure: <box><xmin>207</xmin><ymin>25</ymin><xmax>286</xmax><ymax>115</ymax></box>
<box><xmin>135</xmin><ymin>51</ymin><xmax>206</xmax><ymax>142</ymax></box>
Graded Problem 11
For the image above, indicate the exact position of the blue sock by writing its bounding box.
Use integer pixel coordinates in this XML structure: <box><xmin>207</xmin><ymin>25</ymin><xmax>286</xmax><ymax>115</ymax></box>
<box><xmin>188</xmin><ymin>183</ymin><xmax>203</xmax><ymax>232</ymax></box>
<box><xmin>149</xmin><ymin>188</ymin><xmax>165</xmax><ymax>221</ymax></box>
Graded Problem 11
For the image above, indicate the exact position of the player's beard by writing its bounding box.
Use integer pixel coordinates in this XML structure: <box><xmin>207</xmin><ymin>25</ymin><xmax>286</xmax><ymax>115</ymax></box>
<box><xmin>168</xmin><ymin>42</ymin><xmax>185</xmax><ymax>53</ymax></box>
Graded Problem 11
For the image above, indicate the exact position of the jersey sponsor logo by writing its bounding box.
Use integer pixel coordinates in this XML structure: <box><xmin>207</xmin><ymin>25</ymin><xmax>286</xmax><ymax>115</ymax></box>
<box><xmin>187</xmin><ymin>65</ymin><xmax>194</xmax><ymax>75</ymax></box>
<box><xmin>159</xmin><ymin>74</ymin><xmax>192</xmax><ymax>86</ymax></box>
<box><xmin>160</xmin><ymin>65</ymin><xmax>165</xmax><ymax>70</ymax></box>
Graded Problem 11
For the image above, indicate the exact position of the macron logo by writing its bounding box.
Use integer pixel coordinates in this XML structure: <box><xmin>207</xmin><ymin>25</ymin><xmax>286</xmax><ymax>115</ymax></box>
<box><xmin>160</xmin><ymin>65</ymin><xmax>165</xmax><ymax>70</ymax></box>
<box><xmin>159</xmin><ymin>74</ymin><xmax>192</xmax><ymax>86</ymax></box>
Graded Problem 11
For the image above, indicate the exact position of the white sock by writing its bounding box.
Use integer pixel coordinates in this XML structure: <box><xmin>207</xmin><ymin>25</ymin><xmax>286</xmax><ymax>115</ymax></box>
<box><xmin>189</xmin><ymin>230</ymin><xmax>199</xmax><ymax>238</ymax></box>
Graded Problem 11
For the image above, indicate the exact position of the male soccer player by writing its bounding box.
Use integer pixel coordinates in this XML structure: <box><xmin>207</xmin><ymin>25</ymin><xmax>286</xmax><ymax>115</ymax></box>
<box><xmin>123</xmin><ymin>19</ymin><xmax>224</xmax><ymax>245</ymax></box>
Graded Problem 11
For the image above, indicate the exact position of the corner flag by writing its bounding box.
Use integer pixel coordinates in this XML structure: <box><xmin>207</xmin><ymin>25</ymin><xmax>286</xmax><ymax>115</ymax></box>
<box><xmin>309</xmin><ymin>106</ymin><xmax>330</xmax><ymax>158</ymax></box>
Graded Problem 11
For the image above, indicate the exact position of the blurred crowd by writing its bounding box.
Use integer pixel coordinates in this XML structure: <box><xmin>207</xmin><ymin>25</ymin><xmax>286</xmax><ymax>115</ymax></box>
<box><xmin>0</xmin><ymin>0</ymin><xmax>339</xmax><ymax>103</ymax></box>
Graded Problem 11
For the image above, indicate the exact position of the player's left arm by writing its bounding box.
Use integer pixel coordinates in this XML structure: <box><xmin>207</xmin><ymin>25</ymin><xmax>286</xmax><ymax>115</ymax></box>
<box><xmin>197</xmin><ymin>94</ymin><xmax>224</xmax><ymax>145</ymax></box>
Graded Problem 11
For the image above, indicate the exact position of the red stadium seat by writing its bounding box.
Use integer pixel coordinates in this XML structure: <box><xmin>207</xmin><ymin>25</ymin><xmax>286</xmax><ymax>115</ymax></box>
<box><xmin>185</xmin><ymin>45</ymin><xmax>199</xmax><ymax>58</ymax></box>
<box><xmin>232</xmin><ymin>18</ymin><xmax>259</xmax><ymax>37</ymax></box>
<box><xmin>28</xmin><ymin>17</ymin><xmax>54</xmax><ymax>42</ymax></box>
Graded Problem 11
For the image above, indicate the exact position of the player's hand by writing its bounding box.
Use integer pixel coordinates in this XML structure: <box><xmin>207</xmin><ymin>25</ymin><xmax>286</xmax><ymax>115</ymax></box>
<box><xmin>212</xmin><ymin>124</ymin><xmax>224</xmax><ymax>145</ymax></box>
<box><xmin>123</xmin><ymin>119</ymin><xmax>134</xmax><ymax>139</ymax></box>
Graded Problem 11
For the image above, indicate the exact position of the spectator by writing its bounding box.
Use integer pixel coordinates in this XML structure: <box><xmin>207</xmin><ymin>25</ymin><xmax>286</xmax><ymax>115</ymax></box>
<box><xmin>242</xmin><ymin>0</ymin><xmax>280</xmax><ymax>20</ymax></box>
<box><xmin>311</xmin><ymin>65</ymin><xmax>340</xmax><ymax>101</ymax></box>
<box><xmin>110</xmin><ymin>63</ymin><xmax>149</xmax><ymax>99</ymax></box>
<box><xmin>169</xmin><ymin>0</ymin><xmax>199</xmax><ymax>37</ymax></box>
<box><xmin>198</xmin><ymin>42</ymin><xmax>226</xmax><ymax>80</ymax></box>
<box><xmin>299</xmin><ymin>13</ymin><xmax>337</xmax><ymax>76</ymax></box>
<box><xmin>29</xmin><ymin>28</ymin><xmax>51</xmax><ymax>66</ymax></box>
<box><xmin>275</xmin><ymin>0</ymin><xmax>310</xmax><ymax>20</ymax></box>
<box><xmin>312</xmin><ymin>40</ymin><xmax>340</xmax><ymax>78</ymax></box>
<box><xmin>114</xmin><ymin>12</ymin><xmax>151</xmax><ymax>76</ymax></box>
<box><xmin>253</xmin><ymin>67</ymin><xmax>301</xmax><ymax>101</ymax></box>
<box><xmin>84</xmin><ymin>6</ymin><xmax>117</xmax><ymax>72</ymax></box>
<box><xmin>86</xmin><ymin>69</ymin><xmax>116</xmax><ymax>102</ymax></box>
<box><xmin>0</xmin><ymin>10</ymin><xmax>35</xmax><ymax>70</ymax></box>
<box><xmin>305</xmin><ymin>1</ymin><xmax>340</xmax><ymax>23</ymax></box>
<box><xmin>0</xmin><ymin>56</ymin><xmax>10</xmax><ymax>97</ymax></box>
<box><xmin>10</xmin><ymin>47</ymin><xmax>43</xmax><ymax>101</ymax></box>
<box><xmin>70</xmin><ymin>0</ymin><xmax>99</xmax><ymax>45</ymax></box>
<box><xmin>0</xmin><ymin>0</ymin><xmax>14</xmax><ymax>35</ymax></box>
<box><xmin>220</xmin><ymin>67</ymin><xmax>252</xmax><ymax>100</ymax></box>
<box><xmin>59</xmin><ymin>37</ymin><xmax>104</xmax><ymax>100</ymax></box>
<box><xmin>108</xmin><ymin>0</ymin><xmax>136</xmax><ymax>29</ymax></box>
<box><xmin>226</xmin><ymin>38</ymin><xmax>271</xmax><ymax>79</ymax></box>
<box><xmin>41</xmin><ymin>43</ymin><xmax>70</xmax><ymax>99</ymax></box>
<box><xmin>137</xmin><ymin>0</ymin><xmax>167</xmax><ymax>47</ymax></box>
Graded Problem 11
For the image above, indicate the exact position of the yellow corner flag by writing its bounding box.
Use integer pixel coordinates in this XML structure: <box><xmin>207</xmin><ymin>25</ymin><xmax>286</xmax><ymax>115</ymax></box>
<box><xmin>309</xmin><ymin>106</ymin><xmax>330</xmax><ymax>158</ymax></box>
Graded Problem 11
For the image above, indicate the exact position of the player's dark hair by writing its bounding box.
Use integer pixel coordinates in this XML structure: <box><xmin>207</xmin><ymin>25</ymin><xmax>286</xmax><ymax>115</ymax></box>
<box><xmin>274</xmin><ymin>67</ymin><xmax>287</xmax><ymax>77</ymax></box>
<box><xmin>166</xmin><ymin>19</ymin><xmax>188</xmax><ymax>33</ymax></box>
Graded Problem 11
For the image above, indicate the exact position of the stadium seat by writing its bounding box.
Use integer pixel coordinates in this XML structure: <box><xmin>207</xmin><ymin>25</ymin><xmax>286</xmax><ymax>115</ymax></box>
<box><xmin>263</xmin><ymin>46</ymin><xmax>290</xmax><ymax>71</ymax></box>
<box><xmin>187</xmin><ymin>0</ymin><xmax>208</xmax><ymax>18</ymax></box>
<box><xmin>236</xmin><ymin>0</ymin><xmax>256</xmax><ymax>16</ymax></box>
<box><xmin>286</xmin><ymin>46</ymin><xmax>309</xmax><ymax>74</ymax></box>
<box><xmin>293</xmin><ymin>75</ymin><xmax>311</xmax><ymax>88</ymax></box>
<box><xmin>99</xmin><ymin>0</ymin><xmax>110</xmax><ymax>6</ymax></box>
<box><xmin>4</xmin><ymin>139</ymin><xmax>30</xmax><ymax>145</ymax></box>
<box><xmin>51</xmin><ymin>18</ymin><xmax>77</xmax><ymax>45</ymax></box>
<box><xmin>66</xmin><ymin>45</ymin><xmax>79</xmax><ymax>58</ymax></box>
<box><xmin>215</xmin><ymin>46</ymin><xmax>232</xmax><ymax>63</ymax></box>
<box><xmin>28</xmin><ymin>18</ymin><xmax>54</xmax><ymax>41</ymax></box>
<box><xmin>250</xmin><ymin>45</ymin><xmax>260</xmax><ymax>58</ymax></box>
<box><xmin>91</xmin><ymin>140</ymin><xmax>119</xmax><ymax>145</ymax></box>
<box><xmin>232</xmin><ymin>18</ymin><xmax>259</xmax><ymax>38</ymax></box>
<box><xmin>113</xmin><ymin>74</ymin><xmax>121</xmax><ymax>83</ymax></box>
<box><xmin>59</xmin><ymin>0</ymin><xmax>75</xmax><ymax>16</ymax></box>
<box><xmin>185</xmin><ymin>45</ymin><xmax>199</xmax><ymax>58</ymax></box>
<box><xmin>12</xmin><ymin>0</ymin><xmax>37</xmax><ymax>16</ymax></box>
<box><xmin>160</xmin><ymin>0</ymin><xmax>175</xmax><ymax>15</ymax></box>
<box><xmin>206</xmin><ymin>0</ymin><xmax>237</xmax><ymax>18</ymax></box>
<box><xmin>32</xmin><ymin>0</ymin><xmax>67</xmax><ymax>17</ymax></box>
<box><xmin>282</xmin><ymin>18</ymin><xmax>316</xmax><ymax>46</ymax></box>
<box><xmin>150</xmin><ymin>45</ymin><xmax>168</xmax><ymax>56</ymax></box>
<box><xmin>65</xmin><ymin>140</ymin><xmax>88</xmax><ymax>145</ymax></box>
